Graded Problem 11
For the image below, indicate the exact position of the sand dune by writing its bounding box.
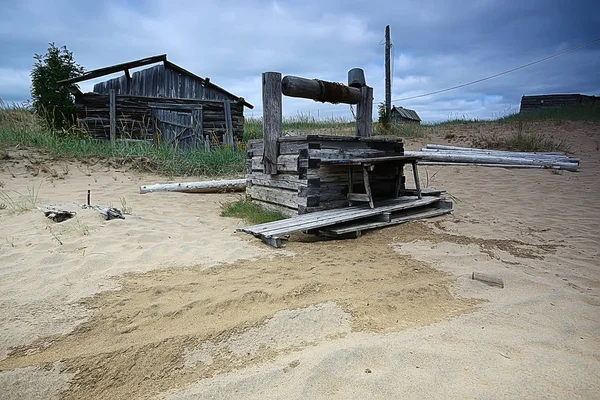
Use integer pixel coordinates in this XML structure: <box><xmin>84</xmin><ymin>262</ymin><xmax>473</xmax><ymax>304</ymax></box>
<box><xmin>0</xmin><ymin>120</ymin><xmax>599</xmax><ymax>399</ymax></box>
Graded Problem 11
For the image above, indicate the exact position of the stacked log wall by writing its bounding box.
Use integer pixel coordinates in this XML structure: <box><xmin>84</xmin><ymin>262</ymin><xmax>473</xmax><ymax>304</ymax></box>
<box><xmin>246</xmin><ymin>136</ymin><xmax>404</xmax><ymax>214</ymax></box>
<box><xmin>75</xmin><ymin>93</ymin><xmax>244</xmax><ymax>142</ymax></box>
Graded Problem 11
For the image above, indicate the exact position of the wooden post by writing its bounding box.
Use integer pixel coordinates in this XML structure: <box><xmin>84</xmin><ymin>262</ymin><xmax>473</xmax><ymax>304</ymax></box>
<box><xmin>262</xmin><ymin>72</ymin><xmax>282</xmax><ymax>175</ymax></box>
<box><xmin>109</xmin><ymin>89</ymin><xmax>116</xmax><ymax>146</ymax></box>
<box><xmin>192</xmin><ymin>107</ymin><xmax>202</xmax><ymax>150</ymax></box>
<box><xmin>385</xmin><ymin>25</ymin><xmax>392</xmax><ymax>115</ymax></box>
<box><xmin>356</xmin><ymin>86</ymin><xmax>373</xmax><ymax>137</ymax></box>
<box><xmin>224</xmin><ymin>100</ymin><xmax>234</xmax><ymax>147</ymax></box>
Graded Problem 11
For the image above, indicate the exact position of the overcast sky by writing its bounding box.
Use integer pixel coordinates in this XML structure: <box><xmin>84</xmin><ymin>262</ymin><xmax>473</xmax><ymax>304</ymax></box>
<box><xmin>1</xmin><ymin>0</ymin><xmax>599</xmax><ymax>122</ymax></box>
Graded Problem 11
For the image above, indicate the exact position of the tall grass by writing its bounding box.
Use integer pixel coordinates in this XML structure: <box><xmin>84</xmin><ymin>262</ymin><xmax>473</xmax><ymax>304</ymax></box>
<box><xmin>220</xmin><ymin>197</ymin><xmax>287</xmax><ymax>224</ymax></box>
<box><xmin>244</xmin><ymin>113</ymin><xmax>355</xmax><ymax>141</ymax></box>
<box><xmin>0</xmin><ymin>103</ymin><xmax>245</xmax><ymax>177</ymax></box>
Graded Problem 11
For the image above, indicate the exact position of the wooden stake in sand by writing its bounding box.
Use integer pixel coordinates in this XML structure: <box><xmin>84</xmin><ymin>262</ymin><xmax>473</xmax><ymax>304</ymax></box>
<box><xmin>140</xmin><ymin>179</ymin><xmax>246</xmax><ymax>194</ymax></box>
<box><xmin>472</xmin><ymin>272</ymin><xmax>504</xmax><ymax>288</ymax></box>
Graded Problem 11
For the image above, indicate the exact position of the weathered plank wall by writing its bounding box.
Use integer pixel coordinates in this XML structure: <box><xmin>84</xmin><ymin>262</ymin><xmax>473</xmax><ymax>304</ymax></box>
<box><xmin>75</xmin><ymin>93</ymin><xmax>244</xmax><ymax>143</ymax></box>
<box><xmin>520</xmin><ymin>94</ymin><xmax>599</xmax><ymax>113</ymax></box>
<box><xmin>245</xmin><ymin>136</ymin><xmax>405</xmax><ymax>214</ymax></box>
<box><xmin>92</xmin><ymin>64</ymin><xmax>233</xmax><ymax>102</ymax></box>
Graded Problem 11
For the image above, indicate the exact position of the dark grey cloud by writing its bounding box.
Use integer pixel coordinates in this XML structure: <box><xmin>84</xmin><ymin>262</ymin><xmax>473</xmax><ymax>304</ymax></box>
<box><xmin>0</xmin><ymin>0</ymin><xmax>598</xmax><ymax>121</ymax></box>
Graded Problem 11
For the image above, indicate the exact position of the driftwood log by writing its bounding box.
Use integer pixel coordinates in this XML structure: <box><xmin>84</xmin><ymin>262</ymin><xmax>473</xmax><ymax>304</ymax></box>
<box><xmin>140</xmin><ymin>179</ymin><xmax>246</xmax><ymax>194</ymax></box>
<box><xmin>472</xmin><ymin>272</ymin><xmax>504</xmax><ymax>288</ymax></box>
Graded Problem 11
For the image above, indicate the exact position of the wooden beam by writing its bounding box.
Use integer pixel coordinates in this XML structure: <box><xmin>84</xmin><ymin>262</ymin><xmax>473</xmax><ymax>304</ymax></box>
<box><xmin>356</xmin><ymin>86</ymin><xmax>373</xmax><ymax>137</ymax></box>
<box><xmin>58</xmin><ymin>54</ymin><xmax>167</xmax><ymax>85</ymax></box>
<box><xmin>140</xmin><ymin>179</ymin><xmax>246</xmax><ymax>194</ymax></box>
<box><xmin>224</xmin><ymin>100</ymin><xmax>234</xmax><ymax>146</ymax></box>
<box><xmin>109</xmin><ymin>89</ymin><xmax>116</xmax><ymax>146</ymax></box>
<box><xmin>262</xmin><ymin>72</ymin><xmax>283</xmax><ymax>175</ymax></box>
<box><xmin>281</xmin><ymin>75</ymin><xmax>361</xmax><ymax>104</ymax></box>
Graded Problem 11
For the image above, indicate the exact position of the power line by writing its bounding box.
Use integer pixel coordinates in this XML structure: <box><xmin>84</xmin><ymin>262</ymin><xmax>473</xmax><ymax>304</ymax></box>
<box><xmin>388</xmin><ymin>36</ymin><xmax>600</xmax><ymax>103</ymax></box>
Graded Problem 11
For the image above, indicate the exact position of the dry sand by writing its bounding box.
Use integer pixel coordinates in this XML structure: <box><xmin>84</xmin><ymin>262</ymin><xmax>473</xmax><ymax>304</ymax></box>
<box><xmin>0</xmin><ymin>120</ymin><xmax>598</xmax><ymax>399</ymax></box>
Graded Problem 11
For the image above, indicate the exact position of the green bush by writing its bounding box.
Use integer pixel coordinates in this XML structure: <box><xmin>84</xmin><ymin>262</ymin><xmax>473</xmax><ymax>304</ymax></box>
<box><xmin>30</xmin><ymin>43</ymin><xmax>85</xmax><ymax>131</ymax></box>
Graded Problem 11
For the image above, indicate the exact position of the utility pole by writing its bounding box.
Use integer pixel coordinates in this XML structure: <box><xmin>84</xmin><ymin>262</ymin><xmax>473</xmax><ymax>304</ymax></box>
<box><xmin>385</xmin><ymin>25</ymin><xmax>391</xmax><ymax>115</ymax></box>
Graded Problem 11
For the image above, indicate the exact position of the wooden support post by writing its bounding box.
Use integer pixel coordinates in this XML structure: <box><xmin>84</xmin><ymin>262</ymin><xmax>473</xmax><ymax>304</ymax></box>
<box><xmin>109</xmin><ymin>89</ymin><xmax>116</xmax><ymax>146</ymax></box>
<box><xmin>224</xmin><ymin>100</ymin><xmax>234</xmax><ymax>147</ymax></box>
<box><xmin>362</xmin><ymin>165</ymin><xmax>374</xmax><ymax>208</ymax></box>
<box><xmin>192</xmin><ymin>107</ymin><xmax>202</xmax><ymax>150</ymax></box>
<box><xmin>356</xmin><ymin>86</ymin><xmax>373</xmax><ymax>137</ymax></box>
<box><xmin>262</xmin><ymin>72</ymin><xmax>282</xmax><ymax>175</ymax></box>
<box><xmin>412</xmin><ymin>161</ymin><xmax>422</xmax><ymax>199</ymax></box>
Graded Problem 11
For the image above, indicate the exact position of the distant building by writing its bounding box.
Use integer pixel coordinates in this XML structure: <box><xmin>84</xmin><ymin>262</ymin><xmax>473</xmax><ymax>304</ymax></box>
<box><xmin>390</xmin><ymin>106</ymin><xmax>421</xmax><ymax>124</ymax></box>
<box><xmin>520</xmin><ymin>94</ymin><xmax>598</xmax><ymax>113</ymax></box>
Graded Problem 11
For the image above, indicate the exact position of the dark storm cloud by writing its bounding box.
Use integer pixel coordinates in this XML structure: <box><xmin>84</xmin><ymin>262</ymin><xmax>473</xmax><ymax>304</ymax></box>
<box><xmin>0</xmin><ymin>0</ymin><xmax>598</xmax><ymax>121</ymax></box>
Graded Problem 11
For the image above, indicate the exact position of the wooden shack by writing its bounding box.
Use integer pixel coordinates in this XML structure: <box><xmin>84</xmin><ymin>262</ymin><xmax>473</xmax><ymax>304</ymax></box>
<box><xmin>58</xmin><ymin>54</ymin><xmax>253</xmax><ymax>148</ymax></box>
<box><xmin>390</xmin><ymin>106</ymin><xmax>421</xmax><ymax>124</ymax></box>
<box><xmin>520</xmin><ymin>94</ymin><xmax>598</xmax><ymax>113</ymax></box>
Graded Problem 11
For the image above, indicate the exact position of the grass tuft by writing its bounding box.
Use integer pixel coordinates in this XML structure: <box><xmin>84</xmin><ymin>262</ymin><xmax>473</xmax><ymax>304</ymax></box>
<box><xmin>220</xmin><ymin>197</ymin><xmax>287</xmax><ymax>225</ymax></box>
<box><xmin>0</xmin><ymin>183</ymin><xmax>42</xmax><ymax>213</ymax></box>
<box><xmin>474</xmin><ymin>128</ymin><xmax>571</xmax><ymax>153</ymax></box>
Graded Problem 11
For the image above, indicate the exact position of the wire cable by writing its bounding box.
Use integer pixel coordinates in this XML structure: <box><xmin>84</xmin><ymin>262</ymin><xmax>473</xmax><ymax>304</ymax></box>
<box><xmin>388</xmin><ymin>36</ymin><xmax>600</xmax><ymax>103</ymax></box>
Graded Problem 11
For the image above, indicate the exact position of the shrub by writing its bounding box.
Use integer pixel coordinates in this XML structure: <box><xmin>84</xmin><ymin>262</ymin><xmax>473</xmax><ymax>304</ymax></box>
<box><xmin>30</xmin><ymin>43</ymin><xmax>85</xmax><ymax>131</ymax></box>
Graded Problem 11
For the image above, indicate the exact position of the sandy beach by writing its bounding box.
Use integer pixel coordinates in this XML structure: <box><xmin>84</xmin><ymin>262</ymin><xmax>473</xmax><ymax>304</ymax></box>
<box><xmin>0</xmin><ymin>120</ymin><xmax>598</xmax><ymax>399</ymax></box>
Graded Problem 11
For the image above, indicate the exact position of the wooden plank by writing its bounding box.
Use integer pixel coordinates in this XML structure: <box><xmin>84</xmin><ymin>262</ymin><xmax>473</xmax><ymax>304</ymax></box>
<box><xmin>472</xmin><ymin>272</ymin><xmax>504</xmax><ymax>288</ymax></box>
<box><xmin>250</xmin><ymin>177</ymin><xmax>307</xmax><ymax>191</ymax></box>
<box><xmin>109</xmin><ymin>89</ymin><xmax>116</xmax><ymax>146</ymax></box>
<box><xmin>246</xmin><ymin>185</ymin><xmax>318</xmax><ymax>209</ymax></box>
<box><xmin>191</xmin><ymin>107</ymin><xmax>202</xmax><ymax>149</ymax></box>
<box><xmin>249</xmin><ymin>172</ymin><xmax>312</xmax><ymax>186</ymax></box>
<box><xmin>320</xmin><ymin>155</ymin><xmax>421</xmax><ymax>165</ymax></box>
<box><xmin>347</xmin><ymin>193</ymin><xmax>371</xmax><ymax>202</ymax></box>
<box><xmin>239</xmin><ymin>197</ymin><xmax>440</xmax><ymax>236</ymax></box>
<box><xmin>58</xmin><ymin>54</ymin><xmax>167</xmax><ymax>85</ymax></box>
<box><xmin>323</xmin><ymin>203</ymin><xmax>453</xmax><ymax>235</ymax></box>
<box><xmin>356</xmin><ymin>86</ymin><xmax>373</xmax><ymax>137</ymax></box>
<box><xmin>362</xmin><ymin>165</ymin><xmax>374</xmax><ymax>208</ymax></box>
<box><xmin>251</xmin><ymin>155</ymin><xmax>300</xmax><ymax>173</ymax></box>
<box><xmin>250</xmin><ymin>200</ymin><xmax>298</xmax><ymax>218</ymax></box>
<box><xmin>262</xmin><ymin>72</ymin><xmax>282</xmax><ymax>174</ymax></box>
<box><xmin>148</xmin><ymin>102</ymin><xmax>205</xmax><ymax>111</ymax></box>
<box><xmin>224</xmin><ymin>100</ymin><xmax>234</xmax><ymax>146</ymax></box>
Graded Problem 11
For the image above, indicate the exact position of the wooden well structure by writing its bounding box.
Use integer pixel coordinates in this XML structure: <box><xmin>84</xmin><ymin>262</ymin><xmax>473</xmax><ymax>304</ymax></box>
<box><xmin>246</xmin><ymin>71</ymin><xmax>423</xmax><ymax>216</ymax></box>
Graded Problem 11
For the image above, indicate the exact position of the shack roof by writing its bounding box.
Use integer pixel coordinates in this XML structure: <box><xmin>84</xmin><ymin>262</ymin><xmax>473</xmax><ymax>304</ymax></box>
<box><xmin>58</xmin><ymin>54</ymin><xmax>253</xmax><ymax>109</ymax></box>
<box><xmin>391</xmin><ymin>106</ymin><xmax>421</xmax><ymax>121</ymax></box>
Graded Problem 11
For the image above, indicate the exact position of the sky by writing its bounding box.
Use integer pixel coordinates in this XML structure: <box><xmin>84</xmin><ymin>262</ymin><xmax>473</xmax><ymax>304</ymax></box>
<box><xmin>0</xmin><ymin>0</ymin><xmax>599</xmax><ymax>122</ymax></box>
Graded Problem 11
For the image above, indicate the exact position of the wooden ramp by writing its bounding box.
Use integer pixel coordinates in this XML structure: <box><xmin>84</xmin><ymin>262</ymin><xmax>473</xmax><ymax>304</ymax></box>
<box><xmin>237</xmin><ymin>196</ymin><xmax>452</xmax><ymax>247</ymax></box>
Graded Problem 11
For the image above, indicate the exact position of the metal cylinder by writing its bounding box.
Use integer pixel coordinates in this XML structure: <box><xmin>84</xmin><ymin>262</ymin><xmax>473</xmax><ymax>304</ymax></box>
<box><xmin>348</xmin><ymin>68</ymin><xmax>366</xmax><ymax>88</ymax></box>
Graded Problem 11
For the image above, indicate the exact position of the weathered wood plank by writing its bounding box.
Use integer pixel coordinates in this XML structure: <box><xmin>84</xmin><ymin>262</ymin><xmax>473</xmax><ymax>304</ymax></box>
<box><xmin>472</xmin><ymin>272</ymin><xmax>504</xmax><ymax>288</ymax></box>
<box><xmin>224</xmin><ymin>100</ymin><xmax>234</xmax><ymax>146</ymax></box>
<box><xmin>239</xmin><ymin>197</ymin><xmax>439</xmax><ymax>236</ymax></box>
<box><xmin>356</xmin><ymin>86</ymin><xmax>373</xmax><ymax>137</ymax></box>
<box><xmin>246</xmin><ymin>185</ymin><xmax>319</xmax><ymax>209</ymax></box>
<box><xmin>109</xmin><ymin>89</ymin><xmax>116</xmax><ymax>145</ymax></box>
<box><xmin>250</xmin><ymin>200</ymin><xmax>298</xmax><ymax>218</ymax></box>
<box><xmin>251</xmin><ymin>155</ymin><xmax>299</xmax><ymax>173</ymax></box>
<box><xmin>322</xmin><ymin>202</ymin><xmax>452</xmax><ymax>235</ymax></box>
<box><xmin>262</xmin><ymin>72</ymin><xmax>282</xmax><ymax>174</ymax></box>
